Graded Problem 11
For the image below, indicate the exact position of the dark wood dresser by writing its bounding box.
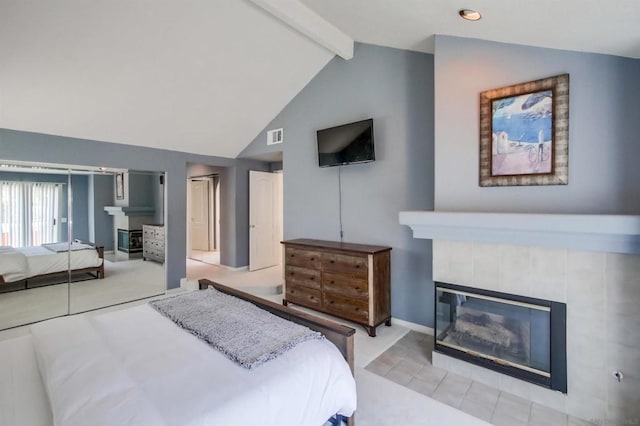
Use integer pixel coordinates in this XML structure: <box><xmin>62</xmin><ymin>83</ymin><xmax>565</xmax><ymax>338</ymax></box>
<box><xmin>282</xmin><ymin>239</ymin><xmax>391</xmax><ymax>337</ymax></box>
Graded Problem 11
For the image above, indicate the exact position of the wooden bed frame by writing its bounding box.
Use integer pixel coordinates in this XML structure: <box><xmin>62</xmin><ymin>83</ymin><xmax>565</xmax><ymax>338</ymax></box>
<box><xmin>0</xmin><ymin>245</ymin><xmax>105</xmax><ymax>289</ymax></box>
<box><xmin>198</xmin><ymin>279</ymin><xmax>356</xmax><ymax>425</ymax></box>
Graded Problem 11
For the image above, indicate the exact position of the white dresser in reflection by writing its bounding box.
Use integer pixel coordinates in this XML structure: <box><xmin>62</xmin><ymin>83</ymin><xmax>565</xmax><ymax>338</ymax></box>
<box><xmin>142</xmin><ymin>224</ymin><xmax>165</xmax><ymax>263</ymax></box>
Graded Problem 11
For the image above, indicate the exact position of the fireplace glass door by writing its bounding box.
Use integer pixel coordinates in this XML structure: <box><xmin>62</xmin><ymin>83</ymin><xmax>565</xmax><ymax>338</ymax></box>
<box><xmin>436</xmin><ymin>284</ymin><xmax>553</xmax><ymax>381</ymax></box>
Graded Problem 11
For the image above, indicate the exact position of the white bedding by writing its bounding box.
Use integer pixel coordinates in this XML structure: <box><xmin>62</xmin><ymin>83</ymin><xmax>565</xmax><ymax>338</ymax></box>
<box><xmin>30</xmin><ymin>304</ymin><xmax>357</xmax><ymax>426</ymax></box>
<box><xmin>0</xmin><ymin>249</ymin><xmax>29</xmax><ymax>282</ymax></box>
<box><xmin>0</xmin><ymin>245</ymin><xmax>102</xmax><ymax>283</ymax></box>
<box><xmin>0</xmin><ymin>336</ymin><xmax>53</xmax><ymax>426</ymax></box>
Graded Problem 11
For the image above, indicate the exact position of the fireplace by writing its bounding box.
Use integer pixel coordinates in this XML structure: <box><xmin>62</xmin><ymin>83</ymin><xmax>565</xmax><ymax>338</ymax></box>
<box><xmin>117</xmin><ymin>229</ymin><xmax>143</xmax><ymax>253</ymax></box>
<box><xmin>435</xmin><ymin>282</ymin><xmax>567</xmax><ymax>393</ymax></box>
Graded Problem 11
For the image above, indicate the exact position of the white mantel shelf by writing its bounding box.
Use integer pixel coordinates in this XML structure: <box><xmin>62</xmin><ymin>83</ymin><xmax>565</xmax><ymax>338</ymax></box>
<box><xmin>104</xmin><ymin>206</ymin><xmax>155</xmax><ymax>216</ymax></box>
<box><xmin>399</xmin><ymin>211</ymin><xmax>640</xmax><ymax>254</ymax></box>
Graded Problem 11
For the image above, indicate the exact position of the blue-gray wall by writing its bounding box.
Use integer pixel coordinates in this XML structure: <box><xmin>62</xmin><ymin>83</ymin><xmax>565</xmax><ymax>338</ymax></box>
<box><xmin>70</xmin><ymin>174</ymin><xmax>89</xmax><ymax>242</ymax></box>
<box><xmin>89</xmin><ymin>173</ymin><xmax>114</xmax><ymax>250</ymax></box>
<box><xmin>434</xmin><ymin>36</ymin><xmax>640</xmax><ymax>213</ymax></box>
<box><xmin>240</xmin><ymin>43</ymin><xmax>435</xmax><ymax>326</ymax></box>
<box><xmin>152</xmin><ymin>172</ymin><xmax>165</xmax><ymax>225</ymax></box>
<box><xmin>0</xmin><ymin>129</ymin><xmax>264</xmax><ymax>288</ymax></box>
<box><xmin>128</xmin><ymin>172</ymin><xmax>155</xmax><ymax>207</ymax></box>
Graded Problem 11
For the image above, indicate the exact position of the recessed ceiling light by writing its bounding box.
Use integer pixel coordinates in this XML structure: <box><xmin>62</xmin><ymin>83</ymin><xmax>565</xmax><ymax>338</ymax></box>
<box><xmin>459</xmin><ymin>9</ymin><xmax>481</xmax><ymax>21</ymax></box>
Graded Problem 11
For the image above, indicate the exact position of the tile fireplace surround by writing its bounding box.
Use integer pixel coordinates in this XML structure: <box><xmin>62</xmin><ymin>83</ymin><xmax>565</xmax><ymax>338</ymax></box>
<box><xmin>400</xmin><ymin>212</ymin><xmax>640</xmax><ymax>425</ymax></box>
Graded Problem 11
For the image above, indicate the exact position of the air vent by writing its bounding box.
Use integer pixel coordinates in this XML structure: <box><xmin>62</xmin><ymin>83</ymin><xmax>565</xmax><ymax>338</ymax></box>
<box><xmin>267</xmin><ymin>128</ymin><xmax>284</xmax><ymax>145</ymax></box>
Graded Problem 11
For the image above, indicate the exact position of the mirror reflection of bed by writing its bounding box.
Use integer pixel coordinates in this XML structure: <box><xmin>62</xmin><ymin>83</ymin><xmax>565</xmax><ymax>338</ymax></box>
<box><xmin>0</xmin><ymin>161</ymin><xmax>166</xmax><ymax>331</ymax></box>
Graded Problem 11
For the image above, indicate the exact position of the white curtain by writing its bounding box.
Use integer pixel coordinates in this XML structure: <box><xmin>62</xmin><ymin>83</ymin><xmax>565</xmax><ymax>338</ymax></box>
<box><xmin>0</xmin><ymin>181</ymin><xmax>60</xmax><ymax>247</ymax></box>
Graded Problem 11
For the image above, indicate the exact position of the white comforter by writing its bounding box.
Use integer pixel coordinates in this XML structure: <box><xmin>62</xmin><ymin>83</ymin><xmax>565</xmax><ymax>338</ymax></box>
<box><xmin>30</xmin><ymin>304</ymin><xmax>357</xmax><ymax>426</ymax></box>
<box><xmin>0</xmin><ymin>245</ymin><xmax>102</xmax><ymax>283</ymax></box>
<box><xmin>0</xmin><ymin>247</ymin><xmax>28</xmax><ymax>282</ymax></box>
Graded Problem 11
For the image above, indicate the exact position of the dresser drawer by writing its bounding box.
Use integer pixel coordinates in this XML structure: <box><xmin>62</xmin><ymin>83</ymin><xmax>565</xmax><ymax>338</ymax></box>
<box><xmin>285</xmin><ymin>266</ymin><xmax>321</xmax><ymax>290</ymax></box>
<box><xmin>154</xmin><ymin>227</ymin><xmax>165</xmax><ymax>239</ymax></box>
<box><xmin>144</xmin><ymin>247</ymin><xmax>162</xmax><ymax>258</ymax></box>
<box><xmin>323</xmin><ymin>291</ymin><xmax>369</xmax><ymax>323</ymax></box>
<box><xmin>285</xmin><ymin>248</ymin><xmax>322</xmax><ymax>269</ymax></box>
<box><xmin>322</xmin><ymin>253</ymin><xmax>368</xmax><ymax>279</ymax></box>
<box><xmin>323</xmin><ymin>272</ymin><xmax>368</xmax><ymax>299</ymax></box>
<box><xmin>143</xmin><ymin>228</ymin><xmax>155</xmax><ymax>239</ymax></box>
<box><xmin>285</xmin><ymin>285</ymin><xmax>321</xmax><ymax>308</ymax></box>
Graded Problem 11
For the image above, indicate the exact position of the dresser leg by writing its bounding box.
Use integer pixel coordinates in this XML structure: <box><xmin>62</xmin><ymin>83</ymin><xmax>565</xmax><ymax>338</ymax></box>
<box><xmin>282</xmin><ymin>299</ymin><xmax>288</xmax><ymax>307</ymax></box>
<box><xmin>385</xmin><ymin>318</ymin><xmax>392</xmax><ymax>326</ymax></box>
<box><xmin>365</xmin><ymin>326</ymin><xmax>376</xmax><ymax>337</ymax></box>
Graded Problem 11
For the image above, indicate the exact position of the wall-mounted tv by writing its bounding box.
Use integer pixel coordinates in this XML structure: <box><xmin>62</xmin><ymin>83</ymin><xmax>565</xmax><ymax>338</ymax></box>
<box><xmin>317</xmin><ymin>118</ymin><xmax>375</xmax><ymax>167</ymax></box>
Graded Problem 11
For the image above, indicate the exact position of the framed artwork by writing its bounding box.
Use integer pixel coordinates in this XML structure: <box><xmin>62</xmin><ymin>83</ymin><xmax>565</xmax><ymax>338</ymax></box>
<box><xmin>479</xmin><ymin>74</ymin><xmax>569</xmax><ymax>187</ymax></box>
<box><xmin>116</xmin><ymin>172</ymin><xmax>125</xmax><ymax>200</ymax></box>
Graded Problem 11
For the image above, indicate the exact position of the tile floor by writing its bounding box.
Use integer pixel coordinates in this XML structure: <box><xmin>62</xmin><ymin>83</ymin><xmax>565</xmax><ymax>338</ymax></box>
<box><xmin>365</xmin><ymin>331</ymin><xmax>597</xmax><ymax>426</ymax></box>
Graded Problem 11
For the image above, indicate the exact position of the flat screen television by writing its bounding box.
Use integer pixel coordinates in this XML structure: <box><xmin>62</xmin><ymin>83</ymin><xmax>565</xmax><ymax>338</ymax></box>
<box><xmin>317</xmin><ymin>118</ymin><xmax>375</xmax><ymax>167</ymax></box>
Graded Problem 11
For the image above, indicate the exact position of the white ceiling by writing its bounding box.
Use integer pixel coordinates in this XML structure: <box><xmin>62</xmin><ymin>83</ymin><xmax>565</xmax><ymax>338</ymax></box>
<box><xmin>1</xmin><ymin>0</ymin><xmax>638</xmax><ymax>160</ymax></box>
<box><xmin>302</xmin><ymin>0</ymin><xmax>640</xmax><ymax>59</ymax></box>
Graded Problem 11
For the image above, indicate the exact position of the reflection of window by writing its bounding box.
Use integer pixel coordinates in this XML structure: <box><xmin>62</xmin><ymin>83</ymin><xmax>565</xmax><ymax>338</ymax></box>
<box><xmin>0</xmin><ymin>181</ymin><xmax>60</xmax><ymax>247</ymax></box>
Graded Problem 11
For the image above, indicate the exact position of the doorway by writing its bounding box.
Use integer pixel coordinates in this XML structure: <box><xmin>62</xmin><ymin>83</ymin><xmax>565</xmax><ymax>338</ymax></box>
<box><xmin>187</xmin><ymin>175</ymin><xmax>220</xmax><ymax>265</ymax></box>
<box><xmin>249</xmin><ymin>170</ymin><xmax>283</xmax><ymax>271</ymax></box>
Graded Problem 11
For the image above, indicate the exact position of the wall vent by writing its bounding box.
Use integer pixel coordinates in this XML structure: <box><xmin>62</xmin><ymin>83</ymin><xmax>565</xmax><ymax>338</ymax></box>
<box><xmin>267</xmin><ymin>128</ymin><xmax>284</xmax><ymax>145</ymax></box>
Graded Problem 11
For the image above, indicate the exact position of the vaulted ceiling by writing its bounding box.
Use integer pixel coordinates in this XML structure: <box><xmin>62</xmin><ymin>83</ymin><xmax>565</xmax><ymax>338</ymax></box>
<box><xmin>1</xmin><ymin>0</ymin><xmax>638</xmax><ymax>159</ymax></box>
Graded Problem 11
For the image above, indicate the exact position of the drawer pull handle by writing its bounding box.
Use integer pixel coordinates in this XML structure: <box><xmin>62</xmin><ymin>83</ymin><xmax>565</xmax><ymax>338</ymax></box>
<box><xmin>330</xmin><ymin>260</ymin><xmax>335</xmax><ymax>264</ymax></box>
<box><xmin>330</xmin><ymin>301</ymin><xmax>334</xmax><ymax>304</ymax></box>
<box><xmin>355</xmin><ymin>287</ymin><xmax>360</xmax><ymax>290</ymax></box>
<box><xmin>291</xmin><ymin>290</ymin><xmax>295</xmax><ymax>294</ymax></box>
<box><xmin>290</xmin><ymin>272</ymin><xmax>294</xmax><ymax>276</ymax></box>
<box><xmin>310</xmin><ymin>296</ymin><xmax>314</xmax><ymax>300</ymax></box>
<box><xmin>310</xmin><ymin>277</ymin><xmax>314</xmax><ymax>280</ymax></box>
<box><xmin>310</xmin><ymin>257</ymin><xmax>315</xmax><ymax>261</ymax></box>
<box><xmin>355</xmin><ymin>265</ymin><xmax>360</xmax><ymax>269</ymax></box>
<box><xmin>355</xmin><ymin>307</ymin><xmax>359</xmax><ymax>311</ymax></box>
<box><xmin>291</xmin><ymin>254</ymin><xmax>295</xmax><ymax>258</ymax></box>
<box><xmin>330</xmin><ymin>280</ymin><xmax>335</xmax><ymax>284</ymax></box>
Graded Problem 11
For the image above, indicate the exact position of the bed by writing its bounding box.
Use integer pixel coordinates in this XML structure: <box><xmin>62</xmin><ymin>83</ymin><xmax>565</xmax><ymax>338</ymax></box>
<box><xmin>0</xmin><ymin>241</ymin><xmax>104</xmax><ymax>291</ymax></box>
<box><xmin>24</xmin><ymin>280</ymin><xmax>357</xmax><ymax>426</ymax></box>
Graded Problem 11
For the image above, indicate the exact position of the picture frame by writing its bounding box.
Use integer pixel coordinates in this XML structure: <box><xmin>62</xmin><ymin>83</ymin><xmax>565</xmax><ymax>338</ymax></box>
<box><xmin>115</xmin><ymin>172</ymin><xmax>125</xmax><ymax>200</ymax></box>
<box><xmin>479</xmin><ymin>74</ymin><xmax>569</xmax><ymax>187</ymax></box>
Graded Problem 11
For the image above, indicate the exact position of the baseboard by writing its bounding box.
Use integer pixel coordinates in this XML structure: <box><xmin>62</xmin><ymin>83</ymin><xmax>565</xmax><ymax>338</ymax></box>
<box><xmin>391</xmin><ymin>317</ymin><xmax>434</xmax><ymax>336</ymax></box>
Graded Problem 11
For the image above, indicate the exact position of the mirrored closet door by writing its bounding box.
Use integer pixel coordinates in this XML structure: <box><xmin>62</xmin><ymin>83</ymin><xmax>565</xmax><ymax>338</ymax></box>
<box><xmin>0</xmin><ymin>161</ymin><xmax>71</xmax><ymax>329</ymax></box>
<box><xmin>68</xmin><ymin>169</ymin><xmax>166</xmax><ymax>314</ymax></box>
<box><xmin>0</xmin><ymin>161</ymin><xmax>166</xmax><ymax>331</ymax></box>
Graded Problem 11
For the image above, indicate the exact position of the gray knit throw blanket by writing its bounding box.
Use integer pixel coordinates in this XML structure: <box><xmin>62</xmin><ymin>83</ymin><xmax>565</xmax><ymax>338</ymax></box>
<box><xmin>149</xmin><ymin>287</ymin><xmax>323</xmax><ymax>369</ymax></box>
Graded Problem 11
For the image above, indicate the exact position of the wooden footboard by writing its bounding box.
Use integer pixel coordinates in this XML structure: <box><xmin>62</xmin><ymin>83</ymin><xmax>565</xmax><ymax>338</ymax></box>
<box><xmin>96</xmin><ymin>246</ymin><xmax>105</xmax><ymax>279</ymax></box>
<box><xmin>199</xmin><ymin>279</ymin><xmax>355</xmax><ymax>371</ymax></box>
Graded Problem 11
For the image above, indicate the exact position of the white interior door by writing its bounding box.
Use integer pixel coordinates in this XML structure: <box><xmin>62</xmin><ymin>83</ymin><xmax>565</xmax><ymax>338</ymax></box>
<box><xmin>190</xmin><ymin>180</ymin><xmax>209</xmax><ymax>251</ymax></box>
<box><xmin>249</xmin><ymin>170</ymin><xmax>278</xmax><ymax>271</ymax></box>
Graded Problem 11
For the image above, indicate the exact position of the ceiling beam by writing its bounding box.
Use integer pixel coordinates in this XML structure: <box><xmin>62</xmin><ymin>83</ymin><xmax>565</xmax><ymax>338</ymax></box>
<box><xmin>248</xmin><ymin>0</ymin><xmax>354</xmax><ymax>60</ymax></box>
